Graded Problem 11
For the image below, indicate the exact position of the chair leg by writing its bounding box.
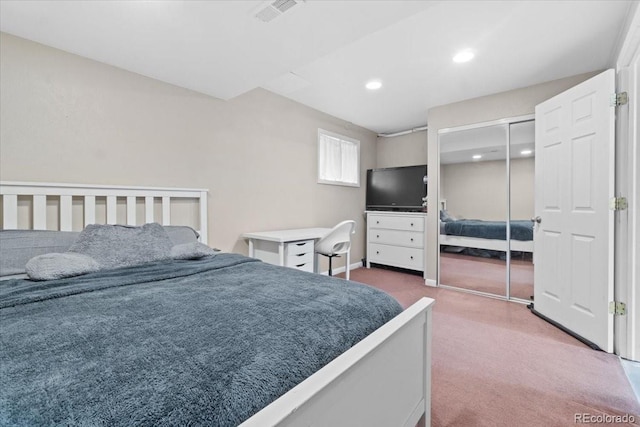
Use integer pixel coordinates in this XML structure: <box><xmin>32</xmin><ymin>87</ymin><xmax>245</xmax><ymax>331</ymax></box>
<box><xmin>328</xmin><ymin>256</ymin><xmax>333</xmax><ymax>277</ymax></box>
<box><xmin>346</xmin><ymin>249</ymin><xmax>350</xmax><ymax>280</ymax></box>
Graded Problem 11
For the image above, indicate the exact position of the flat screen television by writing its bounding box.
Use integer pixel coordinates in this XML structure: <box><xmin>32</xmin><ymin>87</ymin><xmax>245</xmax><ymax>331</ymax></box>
<box><xmin>366</xmin><ymin>165</ymin><xmax>427</xmax><ymax>211</ymax></box>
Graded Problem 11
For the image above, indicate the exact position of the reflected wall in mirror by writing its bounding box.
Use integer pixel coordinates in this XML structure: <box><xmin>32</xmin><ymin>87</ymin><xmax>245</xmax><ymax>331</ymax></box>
<box><xmin>509</xmin><ymin>121</ymin><xmax>535</xmax><ymax>301</ymax></box>
<box><xmin>439</xmin><ymin>124</ymin><xmax>508</xmax><ymax>298</ymax></box>
<box><xmin>438</xmin><ymin>119</ymin><xmax>535</xmax><ymax>301</ymax></box>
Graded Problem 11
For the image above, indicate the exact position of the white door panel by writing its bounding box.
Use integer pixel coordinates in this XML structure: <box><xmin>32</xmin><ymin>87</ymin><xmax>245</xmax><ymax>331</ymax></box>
<box><xmin>534</xmin><ymin>69</ymin><xmax>615</xmax><ymax>352</ymax></box>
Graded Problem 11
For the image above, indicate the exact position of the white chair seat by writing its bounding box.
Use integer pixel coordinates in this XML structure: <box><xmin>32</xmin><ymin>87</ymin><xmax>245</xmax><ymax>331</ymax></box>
<box><xmin>315</xmin><ymin>220</ymin><xmax>356</xmax><ymax>280</ymax></box>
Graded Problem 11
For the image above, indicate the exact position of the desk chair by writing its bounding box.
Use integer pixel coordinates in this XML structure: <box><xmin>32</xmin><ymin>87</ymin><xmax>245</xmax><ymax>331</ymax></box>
<box><xmin>315</xmin><ymin>220</ymin><xmax>356</xmax><ymax>280</ymax></box>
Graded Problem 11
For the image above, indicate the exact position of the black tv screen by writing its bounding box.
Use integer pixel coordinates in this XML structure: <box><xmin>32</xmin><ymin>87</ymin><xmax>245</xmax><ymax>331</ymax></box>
<box><xmin>366</xmin><ymin>165</ymin><xmax>427</xmax><ymax>211</ymax></box>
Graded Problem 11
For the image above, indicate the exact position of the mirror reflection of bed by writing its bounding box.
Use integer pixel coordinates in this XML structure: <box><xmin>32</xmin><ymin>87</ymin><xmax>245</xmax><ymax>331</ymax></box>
<box><xmin>438</xmin><ymin>120</ymin><xmax>534</xmax><ymax>302</ymax></box>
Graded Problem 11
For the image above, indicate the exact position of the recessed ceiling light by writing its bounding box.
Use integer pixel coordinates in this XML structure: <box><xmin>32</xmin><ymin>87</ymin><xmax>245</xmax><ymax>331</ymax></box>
<box><xmin>521</xmin><ymin>149</ymin><xmax>533</xmax><ymax>155</ymax></box>
<box><xmin>472</xmin><ymin>154</ymin><xmax>482</xmax><ymax>160</ymax></box>
<box><xmin>366</xmin><ymin>80</ymin><xmax>382</xmax><ymax>90</ymax></box>
<box><xmin>453</xmin><ymin>50</ymin><xmax>474</xmax><ymax>63</ymax></box>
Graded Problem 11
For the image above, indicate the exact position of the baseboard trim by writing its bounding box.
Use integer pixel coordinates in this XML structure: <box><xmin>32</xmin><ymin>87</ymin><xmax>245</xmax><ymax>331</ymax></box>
<box><xmin>425</xmin><ymin>279</ymin><xmax>437</xmax><ymax>287</ymax></box>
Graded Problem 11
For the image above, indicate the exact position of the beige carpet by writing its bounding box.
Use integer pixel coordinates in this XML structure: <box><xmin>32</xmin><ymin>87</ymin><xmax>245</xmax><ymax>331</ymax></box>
<box><xmin>342</xmin><ymin>266</ymin><xmax>640</xmax><ymax>427</ymax></box>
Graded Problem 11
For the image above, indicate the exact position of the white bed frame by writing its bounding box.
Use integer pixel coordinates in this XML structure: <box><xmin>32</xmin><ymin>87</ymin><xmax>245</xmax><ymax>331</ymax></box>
<box><xmin>0</xmin><ymin>181</ymin><xmax>435</xmax><ymax>427</ymax></box>
<box><xmin>0</xmin><ymin>181</ymin><xmax>208</xmax><ymax>243</ymax></box>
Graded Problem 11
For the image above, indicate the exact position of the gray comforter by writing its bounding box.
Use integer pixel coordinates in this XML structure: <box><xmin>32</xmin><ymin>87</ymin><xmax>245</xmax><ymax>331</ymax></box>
<box><xmin>0</xmin><ymin>253</ymin><xmax>402</xmax><ymax>426</ymax></box>
<box><xmin>443</xmin><ymin>219</ymin><xmax>534</xmax><ymax>241</ymax></box>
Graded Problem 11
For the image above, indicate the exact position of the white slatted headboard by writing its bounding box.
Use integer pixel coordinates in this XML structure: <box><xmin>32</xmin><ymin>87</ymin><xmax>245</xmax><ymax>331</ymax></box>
<box><xmin>0</xmin><ymin>182</ymin><xmax>208</xmax><ymax>244</ymax></box>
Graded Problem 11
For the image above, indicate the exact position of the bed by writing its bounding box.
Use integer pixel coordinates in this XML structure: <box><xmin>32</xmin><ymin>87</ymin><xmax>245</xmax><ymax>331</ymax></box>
<box><xmin>439</xmin><ymin>213</ymin><xmax>534</xmax><ymax>253</ymax></box>
<box><xmin>0</xmin><ymin>182</ymin><xmax>435</xmax><ymax>427</ymax></box>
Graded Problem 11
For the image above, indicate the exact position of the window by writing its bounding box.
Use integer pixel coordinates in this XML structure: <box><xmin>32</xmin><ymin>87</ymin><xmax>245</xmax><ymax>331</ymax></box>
<box><xmin>317</xmin><ymin>129</ymin><xmax>360</xmax><ymax>187</ymax></box>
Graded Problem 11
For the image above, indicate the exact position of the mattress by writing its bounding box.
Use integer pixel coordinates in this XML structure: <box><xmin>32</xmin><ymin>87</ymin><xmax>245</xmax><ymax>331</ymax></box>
<box><xmin>0</xmin><ymin>253</ymin><xmax>402</xmax><ymax>426</ymax></box>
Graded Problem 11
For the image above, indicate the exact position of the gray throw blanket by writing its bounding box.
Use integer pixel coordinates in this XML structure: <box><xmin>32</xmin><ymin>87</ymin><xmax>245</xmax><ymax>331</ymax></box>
<box><xmin>444</xmin><ymin>219</ymin><xmax>534</xmax><ymax>241</ymax></box>
<box><xmin>0</xmin><ymin>254</ymin><xmax>402</xmax><ymax>426</ymax></box>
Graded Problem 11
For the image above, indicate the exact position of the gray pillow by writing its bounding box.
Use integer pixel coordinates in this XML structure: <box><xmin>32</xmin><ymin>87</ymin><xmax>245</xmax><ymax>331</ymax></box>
<box><xmin>68</xmin><ymin>223</ymin><xmax>173</xmax><ymax>269</ymax></box>
<box><xmin>440</xmin><ymin>209</ymin><xmax>457</xmax><ymax>222</ymax></box>
<box><xmin>171</xmin><ymin>242</ymin><xmax>219</xmax><ymax>260</ymax></box>
<box><xmin>0</xmin><ymin>225</ymin><xmax>198</xmax><ymax>277</ymax></box>
<box><xmin>25</xmin><ymin>253</ymin><xmax>100</xmax><ymax>281</ymax></box>
<box><xmin>0</xmin><ymin>230</ymin><xmax>80</xmax><ymax>276</ymax></box>
<box><xmin>164</xmin><ymin>226</ymin><xmax>200</xmax><ymax>245</ymax></box>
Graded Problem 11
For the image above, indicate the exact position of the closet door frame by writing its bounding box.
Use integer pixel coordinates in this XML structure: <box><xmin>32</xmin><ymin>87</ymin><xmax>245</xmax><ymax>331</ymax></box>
<box><xmin>437</xmin><ymin>114</ymin><xmax>534</xmax><ymax>303</ymax></box>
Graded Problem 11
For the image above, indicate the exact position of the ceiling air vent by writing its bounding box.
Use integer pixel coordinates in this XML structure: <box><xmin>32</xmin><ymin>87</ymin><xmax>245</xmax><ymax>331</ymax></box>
<box><xmin>254</xmin><ymin>0</ymin><xmax>302</xmax><ymax>23</ymax></box>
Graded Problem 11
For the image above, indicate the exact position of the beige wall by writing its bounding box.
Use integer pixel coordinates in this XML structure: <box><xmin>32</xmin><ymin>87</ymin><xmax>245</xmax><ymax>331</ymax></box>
<box><xmin>442</xmin><ymin>160</ymin><xmax>507</xmax><ymax>221</ymax></box>
<box><xmin>441</xmin><ymin>157</ymin><xmax>534</xmax><ymax>221</ymax></box>
<box><xmin>510</xmin><ymin>158</ymin><xmax>535</xmax><ymax>220</ymax></box>
<box><xmin>0</xmin><ymin>33</ymin><xmax>377</xmax><ymax>270</ymax></box>
<box><xmin>376</xmin><ymin>130</ymin><xmax>428</xmax><ymax>168</ymax></box>
<box><xmin>425</xmin><ymin>70</ymin><xmax>601</xmax><ymax>282</ymax></box>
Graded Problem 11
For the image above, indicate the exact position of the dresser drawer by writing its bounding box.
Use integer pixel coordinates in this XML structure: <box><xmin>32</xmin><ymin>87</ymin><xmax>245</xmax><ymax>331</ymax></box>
<box><xmin>368</xmin><ymin>243</ymin><xmax>424</xmax><ymax>271</ymax></box>
<box><xmin>285</xmin><ymin>240</ymin><xmax>314</xmax><ymax>256</ymax></box>
<box><xmin>285</xmin><ymin>250</ymin><xmax>314</xmax><ymax>267</ymax></box>
<box><xmin>368</xmin><ymin>214</ymin><xmax>424</xmax><ymax>232</ymax></box>
<box><xmin>289</xmin><ymin>261</ymin><xmax>314</xmax><ymax>273</ymax></box>
<box><xmin>368</xmin><ymin>229</ymin><xmax>423</xmax><ymax>248</ymax></box>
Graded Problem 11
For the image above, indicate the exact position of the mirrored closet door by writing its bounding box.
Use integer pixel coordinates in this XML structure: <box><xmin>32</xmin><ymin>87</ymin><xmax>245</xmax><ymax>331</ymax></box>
<box><xmin>438</xmin><ymin>118</ymin><xmax>534</xmax><ymax>301</ymax></box>
<box><xmin>508</xmin><ymin>121</ymin><xmax>535</xmax><ymax>301</ymax></box>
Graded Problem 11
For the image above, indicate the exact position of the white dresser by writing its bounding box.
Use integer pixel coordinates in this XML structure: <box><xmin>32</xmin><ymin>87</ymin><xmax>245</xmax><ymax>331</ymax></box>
<box><xmin>366</xmin><ymin>211</ymin><xmax>426</xmax><ymax>275</ymax></box>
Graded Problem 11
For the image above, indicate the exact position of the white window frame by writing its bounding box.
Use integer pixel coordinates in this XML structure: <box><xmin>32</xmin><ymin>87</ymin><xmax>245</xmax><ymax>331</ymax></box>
<box><xmin>317</xmin><ymin>128</ymin><xmax>360</xmax><ymax>187</ymax></box>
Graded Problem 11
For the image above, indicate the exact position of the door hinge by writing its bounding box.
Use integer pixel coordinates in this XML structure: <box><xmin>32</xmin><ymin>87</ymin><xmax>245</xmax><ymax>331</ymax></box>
<box><xmin>609</xmin><ymin>301</ymin><xmax>626</xmax><ymax>315</ymax></box>
<box><xmin>609</xmin><ymin>196</ymin><xmax>628</xmax><ymax>211</ymax></box>
<box><xmin>610</xmin><ymin>92</ymin><xmax>628</xmax><ymax>107</ymax></box>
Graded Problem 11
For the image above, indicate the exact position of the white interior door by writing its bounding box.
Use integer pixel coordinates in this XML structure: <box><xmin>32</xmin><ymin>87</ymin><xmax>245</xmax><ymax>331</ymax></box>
<box><xmin>533</xmin><ymin>69</ymin><xmax>615</xmax><ymax>352</ymax></box>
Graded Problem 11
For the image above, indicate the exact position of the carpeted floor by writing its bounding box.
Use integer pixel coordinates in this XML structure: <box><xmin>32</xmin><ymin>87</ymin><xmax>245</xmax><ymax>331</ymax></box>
<box><xmin>341</xmin><ymin>266</ymin><xmax>640</xmax><ymax>427</ymax></box>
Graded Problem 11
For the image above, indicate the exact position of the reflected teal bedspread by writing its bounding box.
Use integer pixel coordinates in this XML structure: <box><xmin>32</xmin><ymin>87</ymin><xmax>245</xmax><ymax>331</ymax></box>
<box><xmin>443</xmin><ymin>219</ymin><xmax>533</xmax><ymax>241</ymax></box>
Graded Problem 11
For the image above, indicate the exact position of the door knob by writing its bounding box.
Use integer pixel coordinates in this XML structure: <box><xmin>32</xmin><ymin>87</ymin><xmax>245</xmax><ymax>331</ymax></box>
<box><xmin>531</xmin><ymin>216</ymin><xmax>542</xmax><ymax>224</ymax></box>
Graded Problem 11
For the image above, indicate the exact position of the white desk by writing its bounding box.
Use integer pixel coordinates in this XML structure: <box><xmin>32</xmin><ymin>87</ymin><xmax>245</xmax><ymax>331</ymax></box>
<box><xmin>243</xmin><ymin>228</ymin><xmax>330</xmax><ymax>273</ymax></box>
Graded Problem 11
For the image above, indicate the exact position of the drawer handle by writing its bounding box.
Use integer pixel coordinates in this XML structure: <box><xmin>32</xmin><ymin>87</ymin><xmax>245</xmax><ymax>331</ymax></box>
<box><xmin>296</xmin><ymin>263</ymin><xmax>306</xmax><ymax>267</ymax></box>
<box><xmin>296</xmin><ymin>242</ymin><xmax>306</xmax><ymax>246</ymax></box>
<box><xmin>410</xmin><ymin>222</ymin><xmax>414</xmax><ymax>227</ymax></box>
<box><xmin>296</xmin><ymin>253</ymin><xmax>305</xmax><ymax>257</ymax></box>
<box><xmin>376</xmin><ymin>234</ymin><xmax>380</xmax><ymax>238</ymax></box>
<box><xmin>376</xmin><ymin>251</ymin><xmax>380</xmax><ymax>254</ymax></box>
<box><xmin>376</xmin><ymin>220</ymin><xmax>380</xmax><ymax>224</ymax></box>
<box><xmin>410</xmin><ymin>238</ymin><xmax>414</xmax><ymax>242</ymax></box>
<box><xmin>410</xmin><ymin>256</ymin><xmax>414</xmax><ymax>260</ymax></box>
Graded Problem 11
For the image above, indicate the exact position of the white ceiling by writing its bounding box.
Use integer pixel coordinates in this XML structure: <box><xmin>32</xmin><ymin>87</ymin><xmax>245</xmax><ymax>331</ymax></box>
<box><xmin>0</xmin><ymin>0</ymin><xmax>634</xmax><ymax>134</ymax></box>
<box><xmin>440</xmin><ymin>120</ymin><xmax>534</xmax><ymax>165</ymax></box>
